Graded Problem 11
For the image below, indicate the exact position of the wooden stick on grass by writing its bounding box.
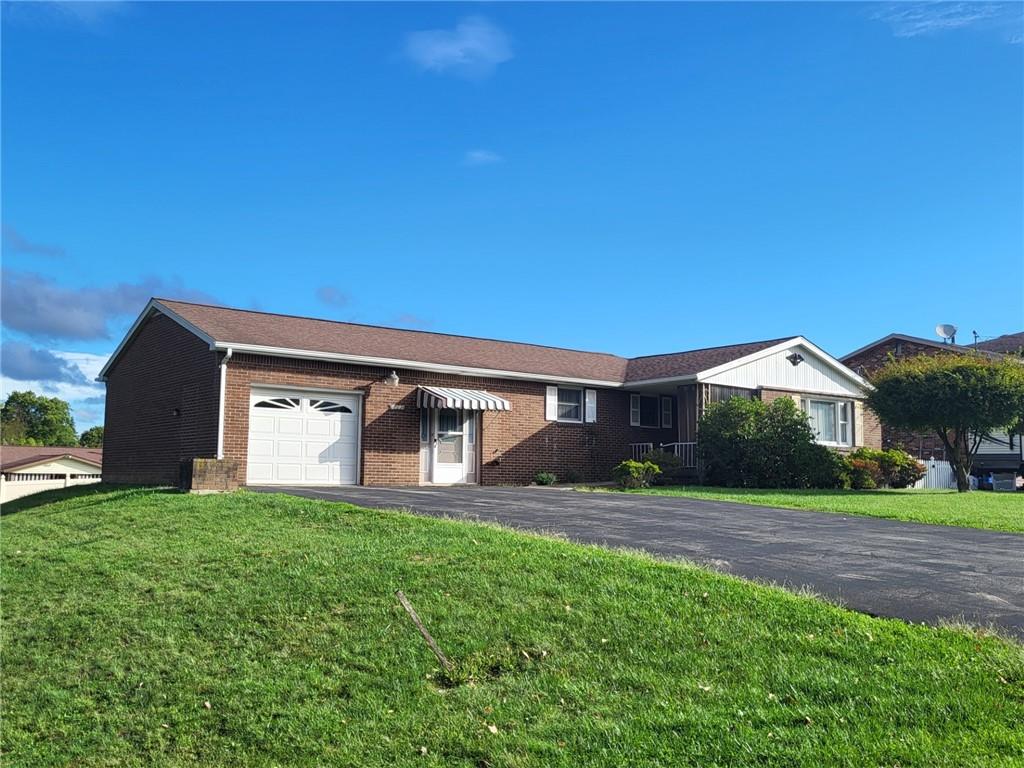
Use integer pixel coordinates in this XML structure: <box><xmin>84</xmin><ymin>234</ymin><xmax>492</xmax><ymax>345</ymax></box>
<box><xmin>396</xmin><ymin>590</ymin><xmax>454</xmax><ymax>675</ymax></box>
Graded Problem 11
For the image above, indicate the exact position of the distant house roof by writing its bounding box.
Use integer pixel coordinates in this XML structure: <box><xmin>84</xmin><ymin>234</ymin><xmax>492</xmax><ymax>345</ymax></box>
<box><xmin>98</xmin><ymin>298</ymin><xmax>858</xmax><ymax>388</ymax></box>
<box><xmin>840</xmin><ymin>333</ymin><xmax>1003</xmax><ymax>363</ymax></box>
<box><xmin>977</xmin><ymin>332</ymin><xmax>1024</xmax><ymax>355</ymax></box>
<box><xmin>0</xmin><ymin>446</ymin><xmax>103</xmax><ymax>473</ymax></box>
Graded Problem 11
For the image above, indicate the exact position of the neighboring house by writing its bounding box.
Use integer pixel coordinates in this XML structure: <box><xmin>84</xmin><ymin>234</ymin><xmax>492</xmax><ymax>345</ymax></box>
<box><xmin>842</xmin><ymin>333</ymin><xmax>1024</xmax><ymax>479</ymax></box>
<box><xmin>0</xmin><ymin>446</ymin><xmax>103</xmax><ymax>504</ymax></box>
<box><xmin>98</xmin><ymin>299</ymin><xmax>878</xmax><ymax>489</ymax></box>
<box><xmin>977</xmin><ymin>331</ymin><xmax>1024</xmax><ymax>355</ymax></box>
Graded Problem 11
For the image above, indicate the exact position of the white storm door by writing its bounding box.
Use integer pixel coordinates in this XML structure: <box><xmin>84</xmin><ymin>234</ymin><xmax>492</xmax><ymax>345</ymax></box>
<box><xmin>431</xmin><ymin>408</ymin><xmax>467</xmax><ymax>484</ymax></box>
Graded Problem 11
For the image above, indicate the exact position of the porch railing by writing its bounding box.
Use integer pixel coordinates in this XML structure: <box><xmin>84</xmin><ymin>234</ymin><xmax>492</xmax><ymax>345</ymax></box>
<box><xmin>629</xmin><ymin>442</ymin><xmax>654</xmax><ymax>461</ymax></box>
<box><xmin>659</xmin><ymin>441</ymin><xmax>698</xmax><ymax>468</ymax></box>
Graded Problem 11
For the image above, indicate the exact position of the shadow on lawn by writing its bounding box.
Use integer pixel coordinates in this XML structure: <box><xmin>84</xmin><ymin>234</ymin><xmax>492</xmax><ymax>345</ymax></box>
<box><xmin>1</xmin><ymin>484</ymin><xmax>178</xmax><ymax>517</ymax></box>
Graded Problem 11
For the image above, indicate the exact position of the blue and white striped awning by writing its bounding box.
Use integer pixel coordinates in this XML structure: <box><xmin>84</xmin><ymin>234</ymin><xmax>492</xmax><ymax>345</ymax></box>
<box><xmin>416</xmin><ymin>386</ymin><xmax>511</xmax><ymax>411</ymax></box>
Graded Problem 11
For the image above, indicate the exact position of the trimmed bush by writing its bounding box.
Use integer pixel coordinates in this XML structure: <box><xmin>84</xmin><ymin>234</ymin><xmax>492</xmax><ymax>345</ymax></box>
<box><xmin>641</xmin><ymin>449</ymin><xmax>685</xmax><ymax>485</ymax></box>
<box><xmin>612</xmin><ymin>460</ymin><xmax>661</xmax><ymax>489</ymax></box>
<box><xmin>848</xmin><ymin>447</ymin><xmax>926</xmax><ymax>489</ymax></box>
<box><xmin>848</xmin><ymin>458</ymin><xmax>882</xmax><ymax>489</ymax></box>
<box><xmin>534</xmin><ymin>471</ymin><xmax>557</xmax><ymax>486</ymax></box>
<box><xmin>699</xmin><ymin>396</ymin><xmax>845</xmax><ymax>489</ymax></box>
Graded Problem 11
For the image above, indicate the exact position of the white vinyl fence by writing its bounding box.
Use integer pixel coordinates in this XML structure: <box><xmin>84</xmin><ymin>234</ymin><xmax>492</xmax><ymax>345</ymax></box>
<box><xmin>914</xmin><ymin>459</ymin><xmax>956</xmax><ymax>490</ymax></box>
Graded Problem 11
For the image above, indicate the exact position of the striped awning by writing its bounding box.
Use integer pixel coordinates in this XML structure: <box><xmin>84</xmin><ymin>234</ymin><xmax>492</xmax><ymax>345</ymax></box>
<box><xmin>416</xmin><ymin>386</ymin><xmax>511</xmax><ymax>411</ymax></box>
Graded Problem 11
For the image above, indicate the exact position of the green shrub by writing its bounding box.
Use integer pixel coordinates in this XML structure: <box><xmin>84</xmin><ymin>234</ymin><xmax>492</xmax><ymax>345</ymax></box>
<box><xmin>848</xmin><ymin>458</ymin><xmax>881</xmax><ymax>489</ymax></box>
<box><xmin>612</xmin><ymin>460</ymin><xmax>661</xmax><ymax>489</ymax></box>
<box><xmin>641</xmin><ymin>449</ymin><xmax>685</xmax><ymax>485</ymax></box>
<box><xmin>534</xmin><ymin>471</ymin><xmax>557</xmax><ymax>486</ymax></box>
<box><xmin>849</xmin><ymin>448</ymin><xmax>926</xmax><ymax>489</ymax></box>
<box><xmin>699</xmin><ymin>397</ymin><xmax>846</xmax><ymax>489</ymax></box>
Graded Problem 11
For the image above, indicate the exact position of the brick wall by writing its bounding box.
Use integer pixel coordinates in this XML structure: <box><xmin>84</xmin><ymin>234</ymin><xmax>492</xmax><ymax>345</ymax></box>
<box><xmin>843</xmin><ymin>339</ymin><xmax>949</xmax><ymax>458</ymax></box>
<box><xmin>223</xmin><ymin>354</ymin><xmax>675</xmax><ymax>486</ymax></box>
<box><xmin>184</xmin><ymin>458</ymin><xmax>241</xmax><ymax>492</ymax></box>
<box><xmin>103</xmin><ymin>312</ymin><xmax>220</xmax><ymax>484</ymax></box>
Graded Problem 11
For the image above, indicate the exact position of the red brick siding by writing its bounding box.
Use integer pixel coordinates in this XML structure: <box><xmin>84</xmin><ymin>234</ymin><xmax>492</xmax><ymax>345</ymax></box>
<box><xmin>102</xmin><ymin>312</ymin><xmax>220</xmax><ymax>484</ymax></box>
<box><xmin>843</xmin><ymin>340</ymin><xmax>950</xmax><ymax>458</ymax></box>
<box><xmin>223</xmin><ymin>354</ymin><xmax>675</xmax><ymax>486</ymax></box>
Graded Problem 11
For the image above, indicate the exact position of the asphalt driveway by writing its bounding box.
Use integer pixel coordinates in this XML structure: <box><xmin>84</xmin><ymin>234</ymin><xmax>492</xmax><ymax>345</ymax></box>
<box><xmin>251</xmin><ymin>485</ymin><xmax>1024</xmax><ymax>638</ymax></box>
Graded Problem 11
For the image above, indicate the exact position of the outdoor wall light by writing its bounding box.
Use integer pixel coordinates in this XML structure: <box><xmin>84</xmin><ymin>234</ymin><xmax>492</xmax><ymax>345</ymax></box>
<box><xmin>787</xmin><ymin>353</ymin><xmax>804</xmax><ymax>367</ymax></box>
<box><xmin>385</xmin><ymin>370</ymin><xmax>400</xmax><ymax>387</ymax></box>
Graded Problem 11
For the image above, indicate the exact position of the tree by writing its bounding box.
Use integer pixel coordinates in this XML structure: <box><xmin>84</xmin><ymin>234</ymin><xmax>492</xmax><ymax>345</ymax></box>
<box><xmin>0</xmin><ymin>391</ymin><xmax>77</xmax><ymax>447</ymax></box>
<box><xmin>866</xmin><ymin>355</ymin><xmax>1024</xmax><ymax>492</ymax></box>
<box><xmin>79</xmin><ymin>426</ymin><xmax>104</xmax><ymax>448</ymax></box>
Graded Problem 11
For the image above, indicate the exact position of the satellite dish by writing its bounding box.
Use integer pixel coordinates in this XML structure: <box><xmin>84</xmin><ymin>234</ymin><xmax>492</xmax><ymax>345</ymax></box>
<box><xmin>936</xmin><ymin>323</ymin><xmax>958</xmax><ymax>343</ymax></box>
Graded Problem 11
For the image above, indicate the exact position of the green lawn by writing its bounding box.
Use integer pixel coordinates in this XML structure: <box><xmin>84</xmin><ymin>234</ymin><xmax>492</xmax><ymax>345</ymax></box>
<box><xmin>599</xmin><ymin>486</ymin><xmax>1024</xmax><ymax>534</ymax></box>
<box><xmin>3</xmin><ymin>487</ymin><xmax>1022</xmax><ymax>767</ymax></box>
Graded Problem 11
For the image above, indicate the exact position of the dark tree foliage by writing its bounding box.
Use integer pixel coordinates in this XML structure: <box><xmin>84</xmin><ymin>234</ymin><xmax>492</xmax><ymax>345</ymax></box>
<box><xmin>867</xmin><ymin>355</ymin><xmax>1024</xmax><ymax>492</ymax></box>
<box><xmin>1</xmin><ymin>391</ymin><xmax>78</xmax><ymax>447</ymax></box>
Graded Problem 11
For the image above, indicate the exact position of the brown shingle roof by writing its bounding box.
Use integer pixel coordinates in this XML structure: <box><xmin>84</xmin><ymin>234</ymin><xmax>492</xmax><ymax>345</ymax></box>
<box><xmin>624</xmin><ymin>338</ymin><xmax>792</xmax><ymax>381</ymax></box>
<box><xmin>151</xmin><ymin>299</ymin><xmax>799</xmax><ymax>384</ymax></box>
<box><xmin>977</xmin><ymin>332</ymin><xmax>1024</xmax><ymax>355</ymax></box>
<box><xmin>1</xmin><ymin>446</ymin><xmax>102</xmax><ymax>472</ymax></box>
<box><xmin>158</xmin><ymin>299</ymin><xmax>630</xmax><ymax>383</ymax></box>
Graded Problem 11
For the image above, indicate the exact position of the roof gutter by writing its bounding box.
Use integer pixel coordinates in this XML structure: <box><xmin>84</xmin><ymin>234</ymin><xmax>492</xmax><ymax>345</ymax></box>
<box><xmin>216</xmin><ymin>347</ymin><xmax>233</xmax><ymax>459</ymax></box>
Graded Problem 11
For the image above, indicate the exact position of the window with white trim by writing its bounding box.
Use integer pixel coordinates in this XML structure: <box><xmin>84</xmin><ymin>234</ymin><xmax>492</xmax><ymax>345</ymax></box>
<box><xmin>630</xmin><ymin>394</ymin><xmax>666</xmax><ymax>428</ymax></box>
<box><xmin>661</xmin><ymin>396</ymin><xmax>672</xmax><ymax>428</ymax></box>
<box><xmin>800</xmin><ymin>398</ymin><xmax>852</xmax><ymax>446</ymax></box>
<box><xmin>557</xmin><ymin>387</ymin><xmax>583</xmax><ymax>423</ymax></box>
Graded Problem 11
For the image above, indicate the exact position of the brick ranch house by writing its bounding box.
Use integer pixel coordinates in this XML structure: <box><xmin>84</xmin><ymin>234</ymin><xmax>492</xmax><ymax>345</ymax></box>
<box><xmin>99</xmin><ymin>299</ymin><xmax>880</xmax><ymax>489</ymax></box>
<box><xmin>842</xmin><ymin>332</ymin><xmax>1024</xmax><ymax>479</ymax></box>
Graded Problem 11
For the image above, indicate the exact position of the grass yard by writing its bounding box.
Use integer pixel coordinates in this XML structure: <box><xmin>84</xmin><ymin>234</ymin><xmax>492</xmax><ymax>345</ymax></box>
<box><xmin>602</xmin><ymin>486</ymin><xmax>1024</xmax><ymax>534</ymax></box>
<box><xmin>2</xmin><ymin>487</ymin><xmax>1022</xmax><ymax>767</ymax></box>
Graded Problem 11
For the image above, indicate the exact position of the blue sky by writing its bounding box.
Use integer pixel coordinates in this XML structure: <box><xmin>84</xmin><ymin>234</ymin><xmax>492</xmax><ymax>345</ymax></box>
<box><xmin>2</xmin><ymin>1</ymin><xmax>1022</xmax><ymax>431</ymax></box>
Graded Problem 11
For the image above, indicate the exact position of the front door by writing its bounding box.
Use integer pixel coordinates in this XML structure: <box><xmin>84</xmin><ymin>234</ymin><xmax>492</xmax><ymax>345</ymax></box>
<box><xmin>431</xmin><ymin>408</ymin><xmax>468</xmax><ymax>484</ymax></box>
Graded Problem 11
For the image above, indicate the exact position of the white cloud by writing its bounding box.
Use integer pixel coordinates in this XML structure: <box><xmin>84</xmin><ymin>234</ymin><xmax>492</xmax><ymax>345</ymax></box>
<box><xmin>3</xmin><ymin>1</ymin><xmax>127</xmax><ymax>28</ymax></box>
<box><xmin>463</xmin><ymin>149</ymin><xmax>503</xmax><ymax>167</ymax></box>
<box><xmin>1</xmin><ymin>350</ymin><xmax>109</xmax><ymax>430</ymax></box>
<box><xmin>870</xmin><ymin>2</ymin><xmax>1015</xmax><ymax>38</ymax></box>
<box><xmin>405</xmin><ymin>17</ymin><xmax>513</xmax><ymax>79</ymax></box>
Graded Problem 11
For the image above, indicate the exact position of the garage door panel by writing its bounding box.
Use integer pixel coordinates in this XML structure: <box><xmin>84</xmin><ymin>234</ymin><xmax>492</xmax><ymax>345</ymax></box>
<box><xmin>250</xmin><ymin>438</ymin><xmax>275</xmax><ymax>458</ymax></box>
<box><xmin>250</xmin><ymin>415</ymin><xmax>276</xmax><ymax>434</ymax></box>
<box><xmin>277</xmin><ymin>418</ymin><xmax>303</xmax><ymax>435</ymax></box>
<box><xmin>276</xmin><ymin>463</ymin><xmax>303</xmax><ymax>482</ymax></box>
<box><xmin>247</xmin><ymin>391</ymin><xmax>360</xmax><ymax>486</ymax></box>
<box><xmin>248</xmin><ymin>462</ymin><xmax>273</xmax><ymax>482</ymax></box>
<box><xmin>306</xmin><ymin>420</ymin><xmax>332</xmax><ymax>437</ymax></box>
<box><xmin>305</xmin><ymin>464</ymin><xmax>330</xmax><ymax>483</ymax></box>
<box><xmin>277</xmin><ymin>440</ymin><xmax>302</xmax><ymax>458</ymax></box>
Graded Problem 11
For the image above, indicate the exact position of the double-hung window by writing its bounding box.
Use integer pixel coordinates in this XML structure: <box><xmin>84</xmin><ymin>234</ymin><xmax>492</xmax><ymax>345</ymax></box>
<box><xmin>557</xmin><ymin>387</ymin><xmax>583</xmax><ymax>423</ymax></box>
<box><xmin>801</xmin><ymin>398</ymin><xmax>852</xmax><ymax>446</ymax></box>
<box><xmin>630</xmin><ymin>394</ymin><xmax>671</xmax><ymax>428</ymax></box>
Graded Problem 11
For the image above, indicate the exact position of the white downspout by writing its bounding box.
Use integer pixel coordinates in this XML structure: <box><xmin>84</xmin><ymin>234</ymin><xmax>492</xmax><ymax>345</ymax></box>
<box><xmin>217</xmin><ymin>347</ymin><xmax>234</xmax><ymax>459</ymax></box>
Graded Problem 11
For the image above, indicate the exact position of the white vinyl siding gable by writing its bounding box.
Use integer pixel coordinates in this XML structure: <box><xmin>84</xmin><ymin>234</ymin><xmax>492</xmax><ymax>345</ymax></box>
<box><xmin>702</xmin><ymin>345</ymin><xmax>863</xmax><ymax>398</ymax></box>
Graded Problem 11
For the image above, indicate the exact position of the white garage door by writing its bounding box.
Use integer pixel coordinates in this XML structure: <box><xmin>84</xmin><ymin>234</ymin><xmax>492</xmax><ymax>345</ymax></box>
<box><xmin>246</xmin><ymin>389</ymin><xmax>360</xmax><ymax>485</ymax></box>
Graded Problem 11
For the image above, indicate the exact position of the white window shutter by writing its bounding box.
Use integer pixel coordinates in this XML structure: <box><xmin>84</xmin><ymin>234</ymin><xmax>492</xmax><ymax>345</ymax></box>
<box><xmin>545</xmin><ymin>386</ymin><xmax>558</xmax><ymax>421</ymax></box>
<box><xmin>585</xmin><ymin>389</ymin><xmax>597</xmax><ymax>423</ymax></box>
